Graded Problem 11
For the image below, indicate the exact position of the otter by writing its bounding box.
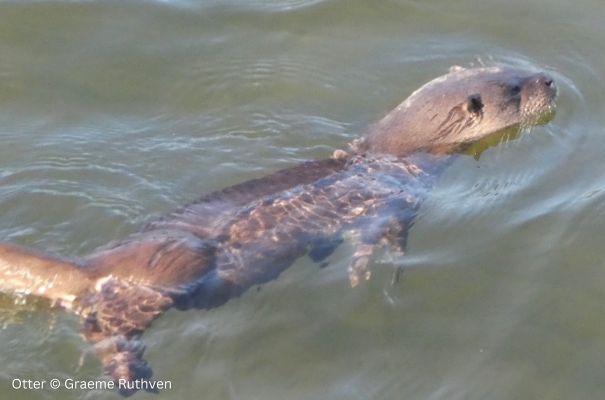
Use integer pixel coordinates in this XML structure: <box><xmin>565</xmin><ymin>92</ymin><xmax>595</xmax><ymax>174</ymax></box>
<box><xmin>0</xmin><ymin>65</ymin><xmax>557</xmax><ymax>396</ymax></box>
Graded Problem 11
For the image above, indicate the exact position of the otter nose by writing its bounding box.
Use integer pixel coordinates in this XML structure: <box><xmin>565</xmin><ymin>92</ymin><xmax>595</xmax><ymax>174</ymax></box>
<box><xmin>536</xmin><ymin>74</ymin><xmax>553</xmax><ymax>86</ymax></box>
<box><xmin>538</xmin><ymin>74</ymin><xmax>557</xmax><ymax>97</ymax></box>
<box><xmin>542</xmin><ymin>76</ymin><xmax>555</xmax><ymax>89</ymax></box>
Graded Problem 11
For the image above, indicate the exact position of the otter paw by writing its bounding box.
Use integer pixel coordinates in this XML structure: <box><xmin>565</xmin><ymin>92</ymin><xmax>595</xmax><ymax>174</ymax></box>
<box><xmin>348</xmin><ymin>256</ymin><xmax>371</xmax><ymax>288</ymax></box>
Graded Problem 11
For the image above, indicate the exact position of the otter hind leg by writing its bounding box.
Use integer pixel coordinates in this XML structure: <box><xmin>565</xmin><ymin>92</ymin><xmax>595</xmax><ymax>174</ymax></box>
<box><xmin>91</xmin><ymin>335</ymin><xmax>154</xmax><ymax>397</ymax></box>
<box><xmin>75</xmin><ymin>278</ymin><xmax>173</xmax><ymax>396</ymax></box>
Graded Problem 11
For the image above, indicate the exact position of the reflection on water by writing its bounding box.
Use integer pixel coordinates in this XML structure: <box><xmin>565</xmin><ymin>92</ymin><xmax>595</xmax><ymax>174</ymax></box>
<box><xmin>1</xmin><ymin>0</ymin><xmax>605</xmax><ymax>399</ymax></box>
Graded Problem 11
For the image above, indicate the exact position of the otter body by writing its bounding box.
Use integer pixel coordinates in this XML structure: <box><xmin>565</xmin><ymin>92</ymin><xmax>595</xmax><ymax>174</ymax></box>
<box><xmin>0</xmin><ymin>66</ymin><xmax>557</xmax><ymax>395</ymax></box>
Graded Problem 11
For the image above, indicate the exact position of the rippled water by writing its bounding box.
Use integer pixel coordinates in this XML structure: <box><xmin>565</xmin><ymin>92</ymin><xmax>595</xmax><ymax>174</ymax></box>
<box><xmin>1</xmin><ymin>1</ymin><xmax>604</xmax><ymax>399</ymax></box>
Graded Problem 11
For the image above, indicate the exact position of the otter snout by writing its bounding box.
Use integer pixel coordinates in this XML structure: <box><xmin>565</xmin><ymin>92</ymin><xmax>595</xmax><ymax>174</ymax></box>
<box><xmin>520</xmin><ymin>72</ymin><xmax>557</xmax><ymax>122</ymax></box>
<box><xmin>537</xmin><ymin>73</ymin><xmax>557</xmax><ymax>99</ymax></box>
<box><xmin>524</xmin><ymin>73</ymin><xmax>557</xmax><ymax>100</ymax></box>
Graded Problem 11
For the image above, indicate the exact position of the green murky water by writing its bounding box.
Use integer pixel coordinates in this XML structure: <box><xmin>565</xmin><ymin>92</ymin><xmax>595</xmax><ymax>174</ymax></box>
<box><xmin>0</xmin><ymin>1</ymin><xmax>604</xmax><ymax>399</ymax></box>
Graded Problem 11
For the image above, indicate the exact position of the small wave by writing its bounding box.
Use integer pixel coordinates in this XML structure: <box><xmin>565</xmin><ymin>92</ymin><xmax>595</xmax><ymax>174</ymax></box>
<box><xmin>173</xmin><ymin>54</ymin><xmax>342</xmax><ymax>103</ymax></box>
<box><xmin>149</xmin><ymin>0</ymin><xmax>326</xmax><ymax>13</ymax></box>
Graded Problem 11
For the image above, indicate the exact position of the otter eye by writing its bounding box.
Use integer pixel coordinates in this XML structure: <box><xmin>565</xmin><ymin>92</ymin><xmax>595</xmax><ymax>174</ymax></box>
<box><xmin>466</xmin><ymin>94</ymin><xmax>483</xmax><ymax>114</ymax></box>
<box><xmin>509</xmin><ymin>85</ymin><xmax>522</xmax><ymax>95</ymax></box>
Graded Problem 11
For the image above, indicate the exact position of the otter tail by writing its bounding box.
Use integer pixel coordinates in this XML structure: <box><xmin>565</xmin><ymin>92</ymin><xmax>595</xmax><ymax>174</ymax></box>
<box><xmin>0</xmin><ymin>242</ymin><xmax>91</xmax><ymax>307</ymax></box>
<box><xmin>0</xmin><ymin>242</ymin><xmax>174</xmax><ymax>396</ymax></box>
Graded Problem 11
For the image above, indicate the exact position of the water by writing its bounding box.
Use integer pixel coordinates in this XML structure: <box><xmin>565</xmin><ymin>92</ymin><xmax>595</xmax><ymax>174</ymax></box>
<box><xmin>0</xmin><ymin>0</ymin><xmax>604</xmax><ymax>399</ymax></box>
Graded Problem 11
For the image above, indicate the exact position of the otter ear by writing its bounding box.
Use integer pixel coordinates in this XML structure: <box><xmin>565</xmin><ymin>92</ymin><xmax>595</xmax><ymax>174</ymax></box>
<box><xmin>449</xmin><ymin>65</ymin><xmax>466</xmax><ymax>73</ymax></box>
<box><xmin>465</xmin><ymin>94</ymin><xmax>483</xmax><ymax>116</ymax></box>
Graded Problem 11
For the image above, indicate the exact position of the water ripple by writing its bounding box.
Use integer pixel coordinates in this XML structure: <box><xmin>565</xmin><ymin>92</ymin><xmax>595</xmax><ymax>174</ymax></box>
<box><xmin>149</xmin><ymin>0</ymin><xmax>326</xmax><ymax>12</ymax></box>
<box><xmin>175</xmin><ymin>55</ymin><xmax>342</xmax><ymax>102</ymax></box>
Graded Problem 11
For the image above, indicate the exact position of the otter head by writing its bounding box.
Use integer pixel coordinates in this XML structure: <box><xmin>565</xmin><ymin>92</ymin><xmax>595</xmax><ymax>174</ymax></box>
<box><xmin>366</xmin><ymin>66</ymin><xmax>557</xmax><ymax>156</ymax></box>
